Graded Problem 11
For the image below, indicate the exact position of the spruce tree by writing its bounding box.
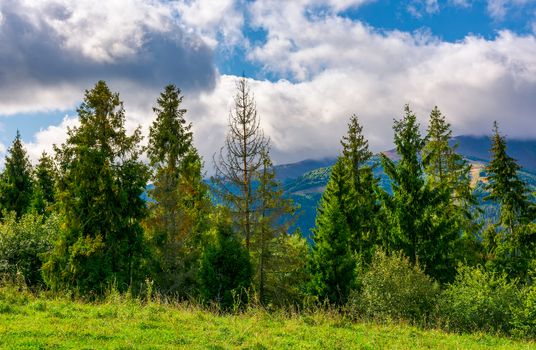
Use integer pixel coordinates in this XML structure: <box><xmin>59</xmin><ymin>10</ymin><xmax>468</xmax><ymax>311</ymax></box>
<box><xmin>308</xmin><ymin>158</ymin><xmax>355</xmax><ymax>305</ymax></box>
<box><xmin>340</xmin><ymin>115</ymin><xmax>378</xmax><ymax>262</ymax></box>
<box><xmin>213</xmin><ymin>77</ymin><xmax>268</xmax><ymax>250</ymax></box>
<box><xmin>0</xmin><ymin>131</ymin><xmax>33</xmax><ymax>218</ymax></box>
<box><xmin>378</xmin><ymin>105</ymin><xmax>447</xmax><ymax>281</ymax></box>
<box><xmin>422</xmin><ymin>107</ymin><xmax>477</xmax><ymax>281</ymax></box>
<box><xmin>253</xmin><ymin>147</ymin><xmax>298</xmax><ymax>305</ymax></box>
<box><xmin>31</xmin><ymin>152</ymin><xmax>56</xmax><ymax>215</ymax></box>
<box><xmin>42</xmin><ymin>81</ymin><xmax>149</xmax><ymax>294</ymax></box>
<box><xmin>484</xmin><ymin>122</ymin><xmax>533</xmax><ymax>277</ymax></box>
<box><xmin>145</xmin><ymin>84</ymin><xmax>210</xmax><ymax>296</ymax></box>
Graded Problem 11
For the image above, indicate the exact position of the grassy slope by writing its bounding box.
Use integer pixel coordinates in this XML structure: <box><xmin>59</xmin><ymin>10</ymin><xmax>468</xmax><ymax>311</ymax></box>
<box><xmin>0</xmin><ymin>294</ymin><xmax>533</xmax><ymax>350</ymax></box>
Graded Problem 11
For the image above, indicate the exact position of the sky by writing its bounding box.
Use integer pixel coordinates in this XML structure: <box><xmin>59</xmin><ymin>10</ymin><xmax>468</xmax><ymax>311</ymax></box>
<box><xmin>0</xmin><ymin>0</ymin><xmax>536</xmax><ymax>168</ymax></box>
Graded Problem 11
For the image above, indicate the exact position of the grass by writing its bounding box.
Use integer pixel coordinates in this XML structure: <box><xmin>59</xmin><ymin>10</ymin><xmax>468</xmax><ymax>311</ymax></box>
<box><xmin>0</xmin><ymin>288</ymin><xmax>534</xmax><ymax>349</ymax></box>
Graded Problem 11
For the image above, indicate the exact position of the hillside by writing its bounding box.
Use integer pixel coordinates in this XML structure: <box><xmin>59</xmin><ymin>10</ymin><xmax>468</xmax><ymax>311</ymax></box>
<box><xmin>278</xmin><ymin>136</ymin><xmax>536</xmax><ymax>237</ymax></box>
<box><xmin>0</xmin><ymin>290</ymin><xmax>532</xmax><ymax>349</ymax></box>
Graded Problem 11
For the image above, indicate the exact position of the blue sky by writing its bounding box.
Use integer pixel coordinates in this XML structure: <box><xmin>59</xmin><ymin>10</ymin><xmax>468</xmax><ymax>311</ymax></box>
<box><xmin>1</xmin><ymin>0</ymin><xmax>536</xmax><ymax>165</ymax></box>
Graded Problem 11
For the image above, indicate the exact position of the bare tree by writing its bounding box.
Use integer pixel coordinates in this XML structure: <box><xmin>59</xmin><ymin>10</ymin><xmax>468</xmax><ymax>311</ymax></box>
<box><xmin>213</xmin><ymin>77</ymin><xmax>268</xmax><ymax>249</ymax></box>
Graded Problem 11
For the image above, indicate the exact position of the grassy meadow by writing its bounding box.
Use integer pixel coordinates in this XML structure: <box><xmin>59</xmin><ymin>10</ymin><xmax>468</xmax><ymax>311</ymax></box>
<box><xmin>0</xmin><ymin>288</ymin><xmax>533</xmax><ymax>350</ymax></box>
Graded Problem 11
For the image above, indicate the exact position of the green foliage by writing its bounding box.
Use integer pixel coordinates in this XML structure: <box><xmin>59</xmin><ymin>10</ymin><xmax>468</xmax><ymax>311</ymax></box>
<box><xmin>308</xmin><ymin>158</ymin><xmax>355</xmax><ymax>305</ymax></box>
<box><xmin>42</xmin><ymin>81</ymin><xmax>149</xmax><ymax>295</ymax></box>
<box><xmin>511</xmin><ymin>281</ymin><xmax>536</xmax><ymax>338</ymax></box>
<box><xmin>0</xmin><ymin>212</ymin><xmax>59</xmax><ymax>287</ymax></box>
<box><xmin>484</xmin><ymin>122</ymin><xmax>535</xmax><ymax>279</ymax></box>
<box><xmin>378</xmin><ymin>105</ymin><xmax>457</xmax><ymax>283</ymax></box>
<box><xmin>251</xmin><ymin>148</ymin><xmax>301</xmax><ymax>305</ymax></box>
<box><xmin>421</xmin><ymin>106</ymin><xmax>479</xmax><ymax>282</ymax></box>
<box><xmin>31</xmin><ymin>152</ymin><xmax>57</xmax><ymax>215</ymax></box>
<box><xmin>486</xmin><ymin>122</ymin><xmax>532</xmax><ymax>232</ymax></box>
<box><xmin>0</xmin><ymin>131</ymin><xmax>34</xmax><ymax>218</ymax></box>
<box><xmin>199</xmin><ymin>209</ymin><xmax>252</xmax><ymax>309</ymax></box>
<box><xmin>340</xmin><ymin>115</ymin><xmax>379</xmax><ymax>263</ymax></box>
<box><xmin>263</xmin><ymin>232</ymin><xmax>309</xmax><ymax>306</ymax></box>
<box><xmin>357</xmin><ymin>250</ymin><xmax>439</xmax><ymax>323</ymax></box>
<box><xmin>144</xmin><ymin>85</ymin><xmax>210</xmax><ymax>296</ymax></box>
<box><xmin>439</xmin><ymin>265</ymin><xmax>520</xmax><ymax>334</ymax></box>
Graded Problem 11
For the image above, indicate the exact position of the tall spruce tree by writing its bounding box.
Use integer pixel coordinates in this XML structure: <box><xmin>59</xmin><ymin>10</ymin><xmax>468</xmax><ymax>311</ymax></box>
<box><xmin>31</xmin><ymin>152</ymin><xmax>56</xmax><ymax>215</ymax></box>
<box><xmin>422</xmin><ymin>107</ymin><xmax>477</xmax><ymax>281</ymax></box>
<box><xmin>308</xmin><ymin>158</ymin><xmax>355</xmax><ymax>305</ymax></box>
<box><xmin>253</xmin><ymin>147</ymin><xmax>298</xmax><ymax>305</ymax></box>
<box><xmin>378</xmin><ymin>105</ymin><xmax>447</xmax><ymax>281</ymax></box>
<box><xmin>484</xmin><ymin>122</ymin><xmax>533</xmax><ymax>278</ymax></box>
<box><xmin>213</xmin><ymin>77</ymin><xmax>268</xmax><ymax>250</ymax></box>
<box><xmin>340</xmin><ymin>115</ymin><xmax>378</xmax><ymax>262</ymax></box>
<box><xmin>42</xmin><ymin>81</ymin><xmax>149</xmax><ymax>294</ymax></box>
<box><xmin>0</xmin><ymin>131</ymin><xmax>33</xmax><ymax>217</ymax></box>
<box><xmin>145</xmin><ymin>84</ymin><xmax>210</xmax><ymax>295</ymax></box>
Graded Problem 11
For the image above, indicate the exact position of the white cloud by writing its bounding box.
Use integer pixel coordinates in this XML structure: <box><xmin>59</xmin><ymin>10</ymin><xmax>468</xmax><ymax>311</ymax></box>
<box><xmin>174</xmin><ymin>0</ymin><xmax>244</xmax><ymax>48</ymax></box>
<box><xmin>3</xmin><ymin>0</ymin><xmax>536</xmax><ymax>169</ymax></box>
<box><xmin>25</xmin><ymin>115</ymin><xmax>79</xmax><ymax>163</ymax></box>
<box><xmin>486</xmin><ymin>0</ymin><xmax>535</xmax><ymax>20</ymax></box>
<box><xmin>11</xmin><ymin>0</ymin><xmax>175</xmax><ymax>63</ymax></box>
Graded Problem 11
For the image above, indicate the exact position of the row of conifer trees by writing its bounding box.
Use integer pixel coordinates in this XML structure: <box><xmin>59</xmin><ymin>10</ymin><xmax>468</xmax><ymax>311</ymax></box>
<box><xmin>0</xmin><ymin>78</ymin><xmax>534</xmax><ymax>312</ymax></box>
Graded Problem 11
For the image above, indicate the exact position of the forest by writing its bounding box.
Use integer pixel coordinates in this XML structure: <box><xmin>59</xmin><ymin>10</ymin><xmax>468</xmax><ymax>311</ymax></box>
<box><xmin>0</xmin><ymin>78</ymin><xmax>535</xmax><ymax>340</ymax></box>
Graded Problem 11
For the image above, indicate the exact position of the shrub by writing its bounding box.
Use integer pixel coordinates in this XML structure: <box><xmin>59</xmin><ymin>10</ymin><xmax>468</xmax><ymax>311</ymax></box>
<box><xmin>0</xmin><ymin>212</ymin><xmax>59</xmax><ymax>288</ymax></box>
<box><xmin>511</xmin><ymin>283</ymin><xmax>536</xmax><ymax>338</ymax></box>
<box><xmin>439</xmin><ymin>264</ymin><xmax>520</xmax><ymax>334</ymax></box>
<box><xmin>198</xmin><ymin>212</ymin><xmax>252</xmax><ymax>310</ymax></box>
<box><xmin>356</xmin><ymin>250</ymin><xmax>439</xmax><ymax>323</ymax></box>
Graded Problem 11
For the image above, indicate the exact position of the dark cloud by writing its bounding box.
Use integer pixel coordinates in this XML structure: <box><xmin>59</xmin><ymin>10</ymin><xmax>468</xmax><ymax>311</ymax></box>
<box><xmin>0</xmin><ymin>0</ymin><xmax>217</xmax><ymax>112</ymax></box>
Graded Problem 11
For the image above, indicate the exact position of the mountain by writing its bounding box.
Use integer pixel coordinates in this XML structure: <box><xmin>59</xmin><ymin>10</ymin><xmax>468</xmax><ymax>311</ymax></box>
<box><xmin>278</xmin><ymin>135</ymin><xmax>536</xmax><ymax>238</ymax></box>
<box><xmin>453</xmin><ymin>136</ymin><xmax>536</xmax><ymax>173</ymax></box>
<box><xmin>274</xmin><ymin>157</ymin><xmax>337</xmax><ymax>181</ymax></box>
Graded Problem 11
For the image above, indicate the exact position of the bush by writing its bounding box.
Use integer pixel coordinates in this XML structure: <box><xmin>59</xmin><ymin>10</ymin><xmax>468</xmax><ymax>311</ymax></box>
<box><xmin>511</xmin><ymin>283</ymin><xmax>536</xmax><ymax>338</ymax></box>
<box><xmin>439</xmin><ymin>264</ymin><xmax>520</xmax><ymax>334</ymax></box>
<box><xmin>356</xmin><ymin>250</ymin><xmax>439</xmax><ymax>323</ymax></box>
<box><xmin>0</xmin><ymin>212</ymin><xmax>59</xmax><ymax>287</ymax></box>
<box><xmin>198</xmin><ymin>212</ymin><xmax>252</xmax><ymax>310</ymax></box>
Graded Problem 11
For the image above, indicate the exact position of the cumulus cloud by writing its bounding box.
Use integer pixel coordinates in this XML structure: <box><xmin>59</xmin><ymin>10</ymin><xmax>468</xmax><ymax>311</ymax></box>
<box><xmin>174</xmin><ymin>0</ymin><xmax>244</xmax><ymax>48</ymax></box>
<box><xmin>0</xmin><ymin>0</ymin><xmax>217</xmax><ymax>115</ymax></box>
<box><xmin>3</xmin><ymin>0</ymin><xmax>536</xmax><ymax>169</ymax></box>
<box><xmin>223</xmin><ymin>1</ymin><xmax>536</xmax><ymax>162</ymax></box>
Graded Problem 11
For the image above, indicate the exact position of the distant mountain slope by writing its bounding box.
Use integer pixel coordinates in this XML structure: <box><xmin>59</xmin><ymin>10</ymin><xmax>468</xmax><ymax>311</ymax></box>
<box><xmin>279</xmin><ymin>136</ymin><xmax>536</xmax><ymax>238</ymax></box>
<box><xmin>274</xmin><ymin>157</ymin><xmax>337</xmax><ymax>181</ymax></box>
<box><xmin>274</xmin><ymin>135</ymin><xmax>536</xmax><ymax>183</ymax></box>
<box><xmin>453</xmin><ymin>136</ymin><xmax>536</xmax><ymax>173</ymax></box>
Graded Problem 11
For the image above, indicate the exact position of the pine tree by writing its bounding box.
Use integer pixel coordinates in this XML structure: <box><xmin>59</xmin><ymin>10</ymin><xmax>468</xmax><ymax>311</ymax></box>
<box><xmin>42</xmin><ymin>81</ymin><xmax>149</xmax><ymax>295</ymax></box>
<box><xmin>0</xmin><ymin>131</ymin><xmax>33</xmax><ymax>218</ymax></box>
<box><xmin>340</xmin><ymin>115</ymin><xmax>378</xmax><ymax>262</ymax></box>
<box><xmin>145</xmin><ymin>84</ymin><xmax>210</xmax><ymax>296</ymax></box>
<box><xmin>308</xmin><ymin>158</ymin><xmax>355</xmax><ymax>305</ymax></box>
<box><xmin>422</xmin><ymin>106</ymin><xmax>477</xmax><ymax>282</ymax></box>
<box><xmin>484</xmin><ymin>122</ymin><xmax>533</xmax><ymax>278</ymax></box>
<box><xmin>486</xmin><ymin>122</ymin><xmax>531</xmax><ymax>234</ymax></box>
<box><xmin>378</xmin><ymin>105</ymin><xmax>447</xmax><ymax>281</ymax></box>
<box><xmin>199</xmin><ymin>208</ymin><xmax>252</xmax><ymax>309</ymax></box>
<box><xmin>31</xmin><ymin>152</ymin><xmax>56</xmax><ymax>215</ymax></box>
<box><xmin>253</xmin><ymin>147</ymin><xmax>298</xmax><ymax>305</ymax></box>
<box><xmin>213</xmin><ymin>77</ymin><xmax>268</xmax><ymax>250</ymax></box>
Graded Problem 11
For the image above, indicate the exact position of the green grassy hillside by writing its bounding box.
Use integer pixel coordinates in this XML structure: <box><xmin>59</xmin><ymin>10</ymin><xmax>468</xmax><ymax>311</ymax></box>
<box><xmin>0</xmin><ymin>290</ymin><xmax>533</xmax><ymax>349</ymax></box>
